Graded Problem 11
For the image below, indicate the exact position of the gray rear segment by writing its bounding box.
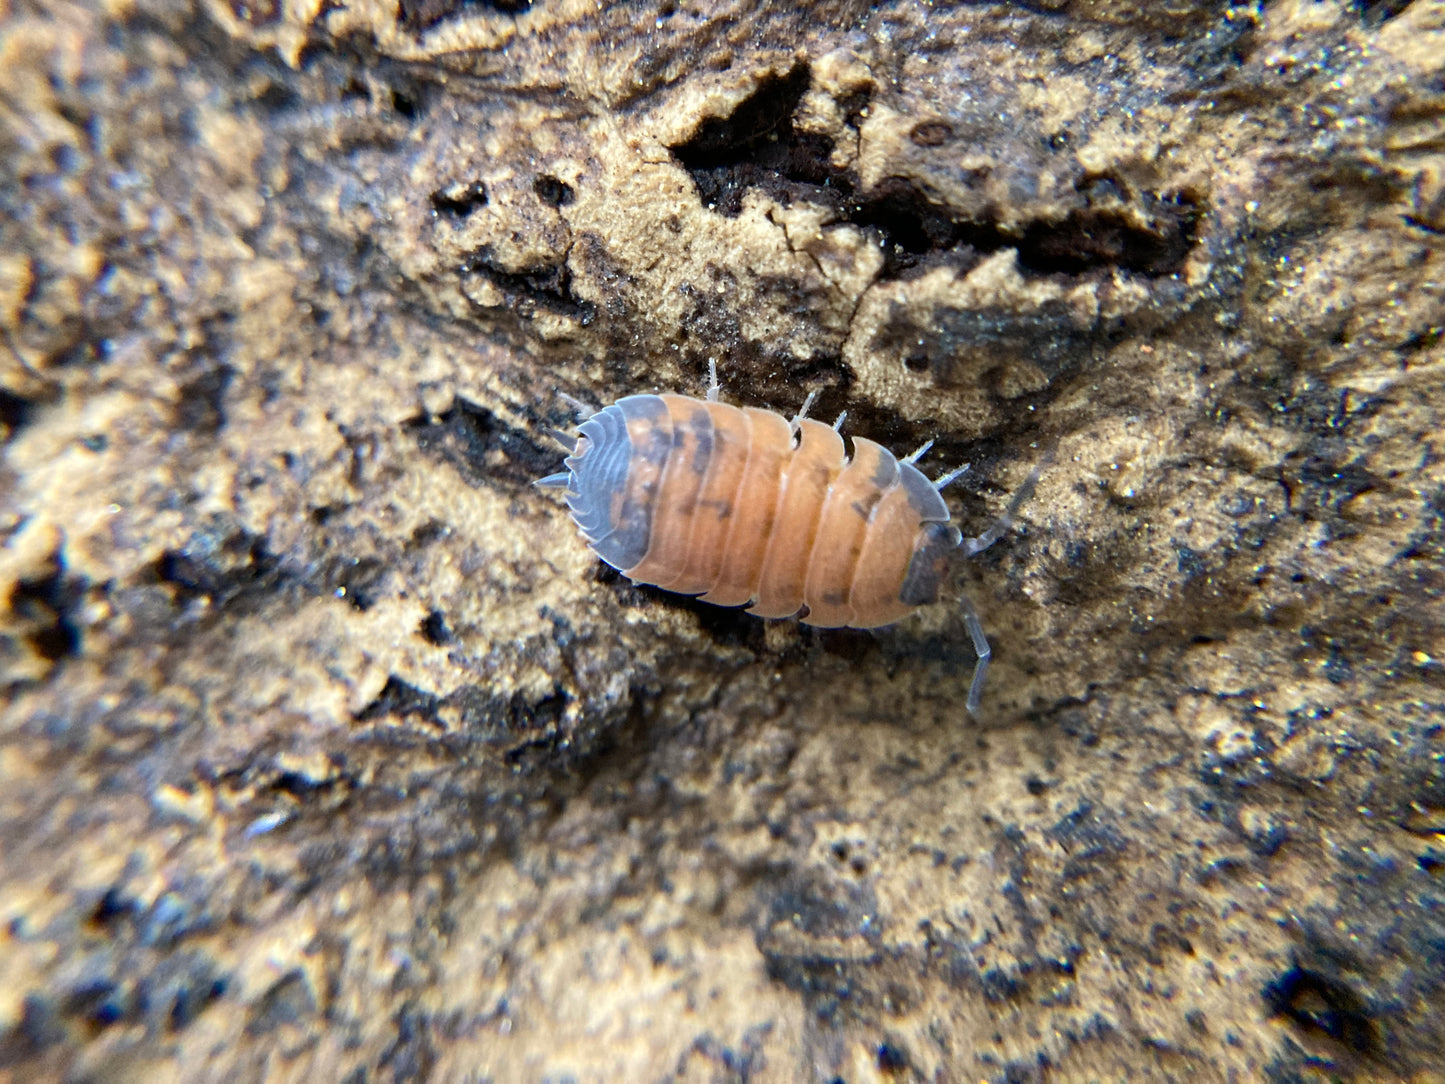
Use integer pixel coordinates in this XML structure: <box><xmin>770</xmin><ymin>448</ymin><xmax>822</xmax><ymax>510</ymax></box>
<box><xmin>899</xmin><ymin>522</ymin><xmax>964</xmax><ymax>606</ymax></box>
<box><xmin>565</xmin><ymin>407</ymin><xmax>629</xmax><ymax>540</ymax></box>
<box><xmin>564</xmin><ymin>395</ymin><xmax>671</xmax><ymax>572</ymax></box>
<box><xmin>899</xmin><ymin>462</ymin><xmax>951</xmax><ymax>522</ymax></box>
<box><xmin>870</xmin><ymin>444</ymin><xmax>901</xmax><ymax>491</ymax></box>
<box><xmin>897</xmin><ymin>463</ymin><xmax>957</xmax><ymax>606</ymax></box>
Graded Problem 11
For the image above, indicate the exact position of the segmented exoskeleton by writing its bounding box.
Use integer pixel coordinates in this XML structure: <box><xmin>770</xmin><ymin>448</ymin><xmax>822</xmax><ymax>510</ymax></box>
<box><xmin>536</xmin><ymin>365</ymin><xmax>1042</xmax><ymax>713</ymax></box>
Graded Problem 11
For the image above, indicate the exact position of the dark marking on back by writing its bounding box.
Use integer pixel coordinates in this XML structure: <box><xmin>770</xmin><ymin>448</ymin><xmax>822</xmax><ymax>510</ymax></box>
<box><xmin>689</xmin><ymin>407</ymin><xmax>714</xmax><ymax>474</ymax></box>
<box><xmin>851</xmin><ymin>492</ymin><xmax>883</xmax><ymax>520</ymax></box>
<box><xmin>638</xmin><ymin>427</ymin><xmax>670</xmax><ymax>465</ymax></box>
<box><xmin>822</xmin><ymin>590</ymin><xmax>847</xmax><ymax>606</ymax></box>
<box><xmin>871</xmin><ymin>448</ymin><xmax>900</xmax><ymax>491</ymax></box>
<box><xmin>899</xmin><ymin>522</ymin><xmax>962</xmax><ymax>606</ymax></box>
<box><xmin>620</xmin><ymin>395</ymin><xmax>672</xmax><ymax>467</ymax></box>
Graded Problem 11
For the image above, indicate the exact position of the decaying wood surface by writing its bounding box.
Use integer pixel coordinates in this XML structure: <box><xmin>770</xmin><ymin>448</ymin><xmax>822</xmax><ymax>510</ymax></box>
<box><xmin>2</xmin><ymin>0</ymin><xmax>1443</xmax><ymax>1079</ymax></box>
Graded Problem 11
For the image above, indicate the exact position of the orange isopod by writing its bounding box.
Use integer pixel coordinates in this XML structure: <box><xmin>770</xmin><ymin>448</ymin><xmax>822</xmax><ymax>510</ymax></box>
<box><xmin>536</xmin><ymin>368</ymin><xmax>1038</xmax><ymax>712</ymax></box>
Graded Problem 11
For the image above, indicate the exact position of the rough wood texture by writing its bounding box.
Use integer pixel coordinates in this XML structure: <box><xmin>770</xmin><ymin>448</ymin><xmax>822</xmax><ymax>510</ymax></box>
<box><xmin>2</xmin><ymin>0</ymin><xmax>1443</xmax><ymax>1080</ymax></box>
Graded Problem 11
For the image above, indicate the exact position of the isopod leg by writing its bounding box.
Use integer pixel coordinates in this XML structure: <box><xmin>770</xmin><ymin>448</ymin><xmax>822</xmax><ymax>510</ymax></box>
<box><xmin>902</xmin><ymin>439</ymin><xmax>934</xmax><ymax>464</ymax></box>
<box><xmin>961</xmin><ymin>593</ymin><xmax>991</xmax><ymax>718</ymax></box>
<box><xmin>789</xmin><ymin>390</ymin><xmax>817</xmax><ymax>434</ymax></box>
<box><xmin>706</xmin><ymin>358</ymin><xmax>720</xmax><ymax>402</ymax></box>
<box><xmin>933</xmin><ymin>462</ymin><xmax>970</xmax><ymax>491</ymax></box>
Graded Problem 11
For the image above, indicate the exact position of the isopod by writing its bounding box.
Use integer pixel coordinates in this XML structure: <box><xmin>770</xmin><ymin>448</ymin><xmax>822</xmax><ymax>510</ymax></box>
<box><xmin>536</xmin><ymin>364</ymin><xmax>1041</xmax><ymax>713</ymax></box>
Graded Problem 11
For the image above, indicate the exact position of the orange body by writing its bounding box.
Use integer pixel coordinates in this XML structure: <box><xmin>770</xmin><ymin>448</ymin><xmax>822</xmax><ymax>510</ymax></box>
<box><xmin>558</xmin><ymin>393</ymin><xmax>958</xmax><ymax>629</ymax></box>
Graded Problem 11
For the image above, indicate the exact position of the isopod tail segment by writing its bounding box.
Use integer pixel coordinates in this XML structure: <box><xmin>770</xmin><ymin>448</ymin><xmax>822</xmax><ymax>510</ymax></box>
<box><xmin>534</xmin><ymin>393</ymin><xmax>600</xmax><ymax>489</ymax></box>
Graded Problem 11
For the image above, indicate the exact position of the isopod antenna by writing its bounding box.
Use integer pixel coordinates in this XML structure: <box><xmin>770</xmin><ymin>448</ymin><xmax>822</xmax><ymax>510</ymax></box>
<box><xmin>954</xmin><ymin>444</ymin><xmax>1054</xmax><ymax>715</ymax></box>
<box><xmin>958</xmin><ymin>454</ymin><xmax>1048</xmax><ymax>559</ymax></box>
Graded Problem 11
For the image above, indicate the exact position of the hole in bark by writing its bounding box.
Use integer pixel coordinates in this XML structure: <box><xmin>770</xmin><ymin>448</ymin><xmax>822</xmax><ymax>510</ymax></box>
<box><xmin>1016</xmin><ymin>199</ymin><xmax>1200</xmax><ymax>276</ymax></box>
<box><xmin>398</xmin><ymin>0</ymin><xmax>531</xmax><ymax>33</ymax></box>
<box><xmin>431</xmin><ymin>181</ymin><xmax>488</xmax><ymax>217</ymax></box>
<box><xmin>670</xmin><ymin>65</ymin><xmax>845</xmax><ymax>217</ymax></box>
<box><xmin>90</xmin><ymin>886</ymin><xmax>136</xmax><ymax>930</ymax></box>
<box><xmin>420</xmin><ymin>609</ymin><xmax>454</xmax><ymax>645</ymax></box>
<box><xmin>355</xmin><ymin>676</ymin><xmax>443</xmax><ymax>725</ymax></box>
<box><xmin>253</xmin><ymin>79</ymin><xmax>298</xmax><ymax>111</ymax></box>
<box><xmin>876</xmin><ymin>1041</ymin><xmax>909</xmax><ymax>1072</ymax></box>
<box><xmin>459</xmin><ymin>252</ymin><xmax>597</xmax><ymax>324</ymax></box>
<box><xmin>10</xmin><ymin>552</ymin><xmax>85</xmax><ymax>662</ymax></box>
<box><xmin>534</xmin><ymin>175</ymin><xmax>574</xmax><ymax>207</ymax></box>
<box><xmin>672</xmin><ymin>65</ymin><xmax>812</xmax><ymax>174</ymax></box>
<box><xmin>0</xmin><ymin>388</ymin><xmax>37</xmax><ymax>439</ymax></box>
<box><xmin>668</xmin><ymin>69</ymin><xmax>1200</xmax><ymax>280</ymax></box>
<box><xmin>390</xmin><ymin>88</ymin><xmax>419</xmax><ymax>118</ymax></box>
<box><xmin>1263</xmin><ymin>966</ymin><xmax>1378</xmax><ymax>1054</ymax></box>
<box><xmin>909</xmin><ymin>121</ymin><xmax>952</xmax><ymax>147</ymax></box>
<box><xmin>174</xmin><ymin>364</ymin><xmax>235</xmax><ymax>435</ymax></box>
<box><xmin>229</xmin><ymin>0</ymin><xmax>280</xmax><ymax>25</ymax></box>
<box><xmin>1353</xmin><ymin>0</ymin><xmax>1415</xmax><ymax>25</ymax></box>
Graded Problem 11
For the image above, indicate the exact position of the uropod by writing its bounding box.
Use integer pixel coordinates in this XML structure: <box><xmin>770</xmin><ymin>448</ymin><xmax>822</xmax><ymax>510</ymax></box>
<box><xmin>536</xmin><ymin>363</ymin><xmax>1042</xmax><ymax>714</ymax></box>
